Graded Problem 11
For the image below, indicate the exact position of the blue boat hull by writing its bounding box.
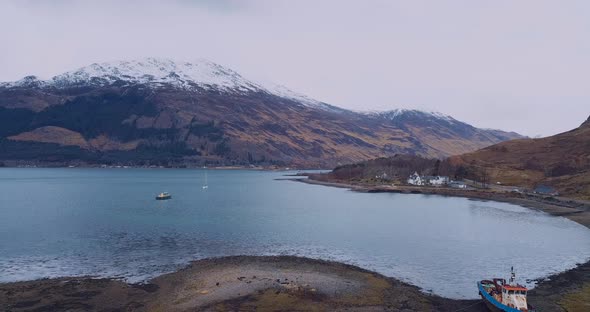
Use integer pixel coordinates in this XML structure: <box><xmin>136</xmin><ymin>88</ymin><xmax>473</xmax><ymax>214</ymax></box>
<box><xmin>478</xmin><ymin>282</ymin><xmax>521</xmax><ymax>312</ymax></box>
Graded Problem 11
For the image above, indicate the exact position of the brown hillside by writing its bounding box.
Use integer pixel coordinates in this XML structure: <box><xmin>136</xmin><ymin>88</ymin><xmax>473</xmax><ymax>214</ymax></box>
<box><xmin>0</xmin><ymin>59</ymin><xmax>523</xmax><ymax>167</ymax></box>
<box><xmin>8</xmin><ymin>126</ymin><xmax>90</xmax><ymax>149</ymax></box>
<box><xmin>450</xmin><ymin>116</ymin><xmax>590</xmax><ymax>199</ymax></box>
<box><xmin>0</xmin><ymin>85</ymin><xmax>522</xmax><ymax>167</ymax></box>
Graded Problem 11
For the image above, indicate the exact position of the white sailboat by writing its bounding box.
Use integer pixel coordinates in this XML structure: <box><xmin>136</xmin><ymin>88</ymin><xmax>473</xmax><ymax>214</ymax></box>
<box><xmin>202</xmin><ymin>169</ymin><xmax>208</xmax><ymax>189</ymax></box>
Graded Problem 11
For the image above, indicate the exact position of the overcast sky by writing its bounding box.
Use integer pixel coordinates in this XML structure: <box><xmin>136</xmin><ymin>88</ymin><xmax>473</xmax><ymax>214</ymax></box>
<box><xmin>1</xmin><ymin>0</ymin><xmax>588</xmax><ymax>137</ymax></box>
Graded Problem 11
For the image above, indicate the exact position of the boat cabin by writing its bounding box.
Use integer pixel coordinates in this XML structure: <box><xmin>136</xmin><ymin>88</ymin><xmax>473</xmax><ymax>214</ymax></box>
<box><xmin>499</xmin><ymin>284</ymin><xmax>529</xmax><ymax>310</ymax></box>
<box><xmin>156</xmin><ymin>192</ymin><xmax>172</xmax><ymax>200</ymax></box>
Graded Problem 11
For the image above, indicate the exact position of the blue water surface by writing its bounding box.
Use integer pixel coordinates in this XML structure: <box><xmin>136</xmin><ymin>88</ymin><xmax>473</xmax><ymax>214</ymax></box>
<box><xmin>0</xmin><ymin>168</ymin><xmax>589</xmax><ymax>299</ymax></box>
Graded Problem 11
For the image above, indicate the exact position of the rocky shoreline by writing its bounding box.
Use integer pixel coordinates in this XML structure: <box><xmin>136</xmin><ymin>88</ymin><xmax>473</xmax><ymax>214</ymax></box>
<box><xmin>2</xmin><ymin>256</ymin><xmax>588</xmax><ymax>311</ymax></box>
<box><xmin>0</xmin><ymin>256</ymin><xmax>486</xmax><ymax>312</ymax></box>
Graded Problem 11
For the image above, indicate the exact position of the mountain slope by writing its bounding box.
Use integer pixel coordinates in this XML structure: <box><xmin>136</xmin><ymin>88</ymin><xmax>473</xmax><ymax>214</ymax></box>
<box><xmin>0</xmin><ymin>58</ymin><xmax>522</xmax><ymax>167</ymax></box>
<box><xmin>449</xmin><ymin>116</ymin><xmax>590</xmax><ymax>199</ymax></box>
<box><xmin>368</xmin><ymin>109</ymin><xmax>522</xmax><ymax>156</ymax></box>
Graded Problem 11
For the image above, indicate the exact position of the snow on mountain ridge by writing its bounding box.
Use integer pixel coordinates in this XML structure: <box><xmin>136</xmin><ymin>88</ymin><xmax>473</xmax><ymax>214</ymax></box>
<box><xmin>367</xmin><ymin>109</ymin><xmax>456</xmax><ymax>122</ymax></box>
<box><xmin>51</xmin><ymin>57</ymin><xmax>261</xmax><ymax>91</ymax></box>
<box><xmin>0</xmin><ymin>59</ymin><xmax>458</xmax><ymax>118</ymax></box>
<box><xmin>1</xmin><ymin>57</ymin><xmax>326</xmax><ymax>108</ymax></box>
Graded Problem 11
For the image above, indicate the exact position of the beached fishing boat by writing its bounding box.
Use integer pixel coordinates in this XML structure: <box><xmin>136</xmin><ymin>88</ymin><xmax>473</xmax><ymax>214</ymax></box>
<box><xmin>478</xmin><ymin>267</ymin><xmax>535</xmax><ymax>312</ymax></box>
<box><xmin>156</xmin><ymin>192</ymin><xmax>172</xmax><ymax>200</ymax></box>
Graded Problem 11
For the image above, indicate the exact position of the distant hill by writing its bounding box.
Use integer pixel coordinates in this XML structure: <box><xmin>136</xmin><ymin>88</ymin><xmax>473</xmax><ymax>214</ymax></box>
<box><xmin>449</xmin><ymin>116</ymin><xmax>590</xmax><ymax>199</ymax></box>
<box><xmin>0</xmin><ymin>58</ymin><xmax>523</xmax><ymax>167</ymax></box>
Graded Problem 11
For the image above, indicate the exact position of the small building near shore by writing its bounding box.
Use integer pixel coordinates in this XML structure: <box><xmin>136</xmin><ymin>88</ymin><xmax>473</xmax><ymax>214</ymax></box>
<box><xmin>424</xmin><ymin>176</ymin><xmax>450</xmax><ymax>186</ymax></box>
<box><xmin>407</xmin><ymin>172</ymin><xmax>423</xmax><ymax>186</ymax></box>
<box><xmin>449</xmin><ymin>181</ymin><xmax>467</xmax><ymax>189</ymax></box>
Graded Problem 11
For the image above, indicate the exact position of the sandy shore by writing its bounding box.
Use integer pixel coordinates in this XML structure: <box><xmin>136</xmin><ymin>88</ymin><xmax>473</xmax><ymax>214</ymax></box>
<box><xmin>1</xmin><ymin>256</ymin><xmax>483</xmax><ymax>312</ymax></box>
<box><xmin>2</xmin><ymin>256</ymin><xmax>587</xmax><ymax>311</ymax></box>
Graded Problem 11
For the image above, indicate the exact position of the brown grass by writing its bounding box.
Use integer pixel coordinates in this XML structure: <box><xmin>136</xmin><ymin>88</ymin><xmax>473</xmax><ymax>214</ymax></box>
<box><xmin>559</xmin><ymin>283</ymin><xmax>590</xmax><ymax>312</ymax></box>
<box><xmin>451</xmin><ymin>119</ymin><xmax>590</xmax><ymax>198</ymax></box>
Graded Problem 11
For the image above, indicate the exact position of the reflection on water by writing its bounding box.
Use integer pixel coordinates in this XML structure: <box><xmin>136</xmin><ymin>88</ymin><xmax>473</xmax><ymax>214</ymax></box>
<box><xmin>0</xmin><ymin>168</ymin><xmax>589</xmax><ymax>299</ymax></box>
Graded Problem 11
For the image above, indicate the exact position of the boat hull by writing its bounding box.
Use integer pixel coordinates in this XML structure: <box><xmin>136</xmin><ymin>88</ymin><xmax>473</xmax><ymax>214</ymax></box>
<box><xmin>481</xmin><ymin>298</ymin><xmax>506</xmax><ymax>312</ymax></box>
<box><xmin>156</xmin><ymin>196</ymin><xmax>171</xmax><ymax>200</ymax></box>
<box><xmin>478</xmin><ymin>282</ymin><xmax>521</xmax><ymax>312</ymax></box>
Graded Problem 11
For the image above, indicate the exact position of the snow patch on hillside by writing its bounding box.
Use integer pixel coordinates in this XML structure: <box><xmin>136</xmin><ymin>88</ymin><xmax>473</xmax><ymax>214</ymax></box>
<box><xmin>367</xmin><ymin>109</ymin><xmax>456</xmax><ymax>122</ymax></box>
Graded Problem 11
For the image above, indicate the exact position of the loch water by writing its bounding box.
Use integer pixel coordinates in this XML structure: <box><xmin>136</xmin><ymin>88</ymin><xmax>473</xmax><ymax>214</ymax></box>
<box><xmin>1</xmin><ymin>168</ymin><xmax>589</xmax><ymax>299</ymax></box>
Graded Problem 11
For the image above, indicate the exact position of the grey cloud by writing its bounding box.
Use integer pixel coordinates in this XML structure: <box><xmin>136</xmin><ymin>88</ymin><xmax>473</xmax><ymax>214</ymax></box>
<box><xmin>0</xmin><ymin>0</ymin><xmax>588</xmax><ymax>136</ymax></box>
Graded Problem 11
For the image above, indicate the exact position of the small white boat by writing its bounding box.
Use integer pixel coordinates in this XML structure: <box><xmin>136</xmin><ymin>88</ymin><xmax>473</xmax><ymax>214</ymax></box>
<box><xmin>156</xmin><ymin>192</ymin><xmax>172</xmax><ymax>200</ymax></box>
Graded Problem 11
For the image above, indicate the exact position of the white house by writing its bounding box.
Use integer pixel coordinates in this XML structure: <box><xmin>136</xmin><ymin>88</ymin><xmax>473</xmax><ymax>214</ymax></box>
<box><xmin>407</xmin><ymin>172</ymin><xmax>423</xmax><ymax>185</ymax></box>
<box><xmin>426</xmin><ymin>176</ymin><xmax>449</xmax><ymax>186</ymax></box>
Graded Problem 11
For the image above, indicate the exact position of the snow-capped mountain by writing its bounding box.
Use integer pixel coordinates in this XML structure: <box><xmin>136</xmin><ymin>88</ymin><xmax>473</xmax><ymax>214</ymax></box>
<box><xmin>51</xmin><ymin>58</ymin><xmax>260</xmax><ymax>90</ymax></box>
<box><xmin>2</xmin><ymin>58</ymin><xmax>328</xmax><ymax>109</ymax></box>
<box><xmin>0</xmin><ymin>58</ymin><xmax>523</xmax><ymax>167</ymax></box>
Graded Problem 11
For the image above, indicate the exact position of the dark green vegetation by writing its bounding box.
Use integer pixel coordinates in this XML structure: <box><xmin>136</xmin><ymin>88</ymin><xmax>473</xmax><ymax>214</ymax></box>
<box><xmin>0</xmin><ymin>86</ymin><xmax>238</xmax><ymax>166</ymax></box>
<box><xmin>315</xmin><ymin>154</ymin><xmax>492</xmax><ymax>187</ymax></box>
<box><xmin>0</xmin><ymin>88</ymin><xmax>158</xmax><ymax>139</ymax></box>
<box><xmin>0</xmin><ymin>107</ymin><xmax>35</xmax><ymax>137</ymax></box>
<box><xmin>0</xmin><ymin>140</ymin><xmax>196</xmax><ymax>166</ymax></box>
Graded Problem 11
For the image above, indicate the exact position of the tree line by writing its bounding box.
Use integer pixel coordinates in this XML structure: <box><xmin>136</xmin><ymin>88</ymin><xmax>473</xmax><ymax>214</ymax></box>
<box><xmin>322</xmin><ymin>154</ymin><xmax>491</xmax><ymax>187</ymax></box>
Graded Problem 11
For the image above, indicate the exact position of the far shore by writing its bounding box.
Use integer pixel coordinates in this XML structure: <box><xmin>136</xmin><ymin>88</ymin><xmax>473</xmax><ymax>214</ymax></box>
<box><xmin>297</xmin><ymin>175</ymin><xmax>590</xmax><ymax>229</ymax></box>
<box><xmin>0</xmin><ymin>163</ymin><xmax>324</xmax><ymax>171</ymax></box>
